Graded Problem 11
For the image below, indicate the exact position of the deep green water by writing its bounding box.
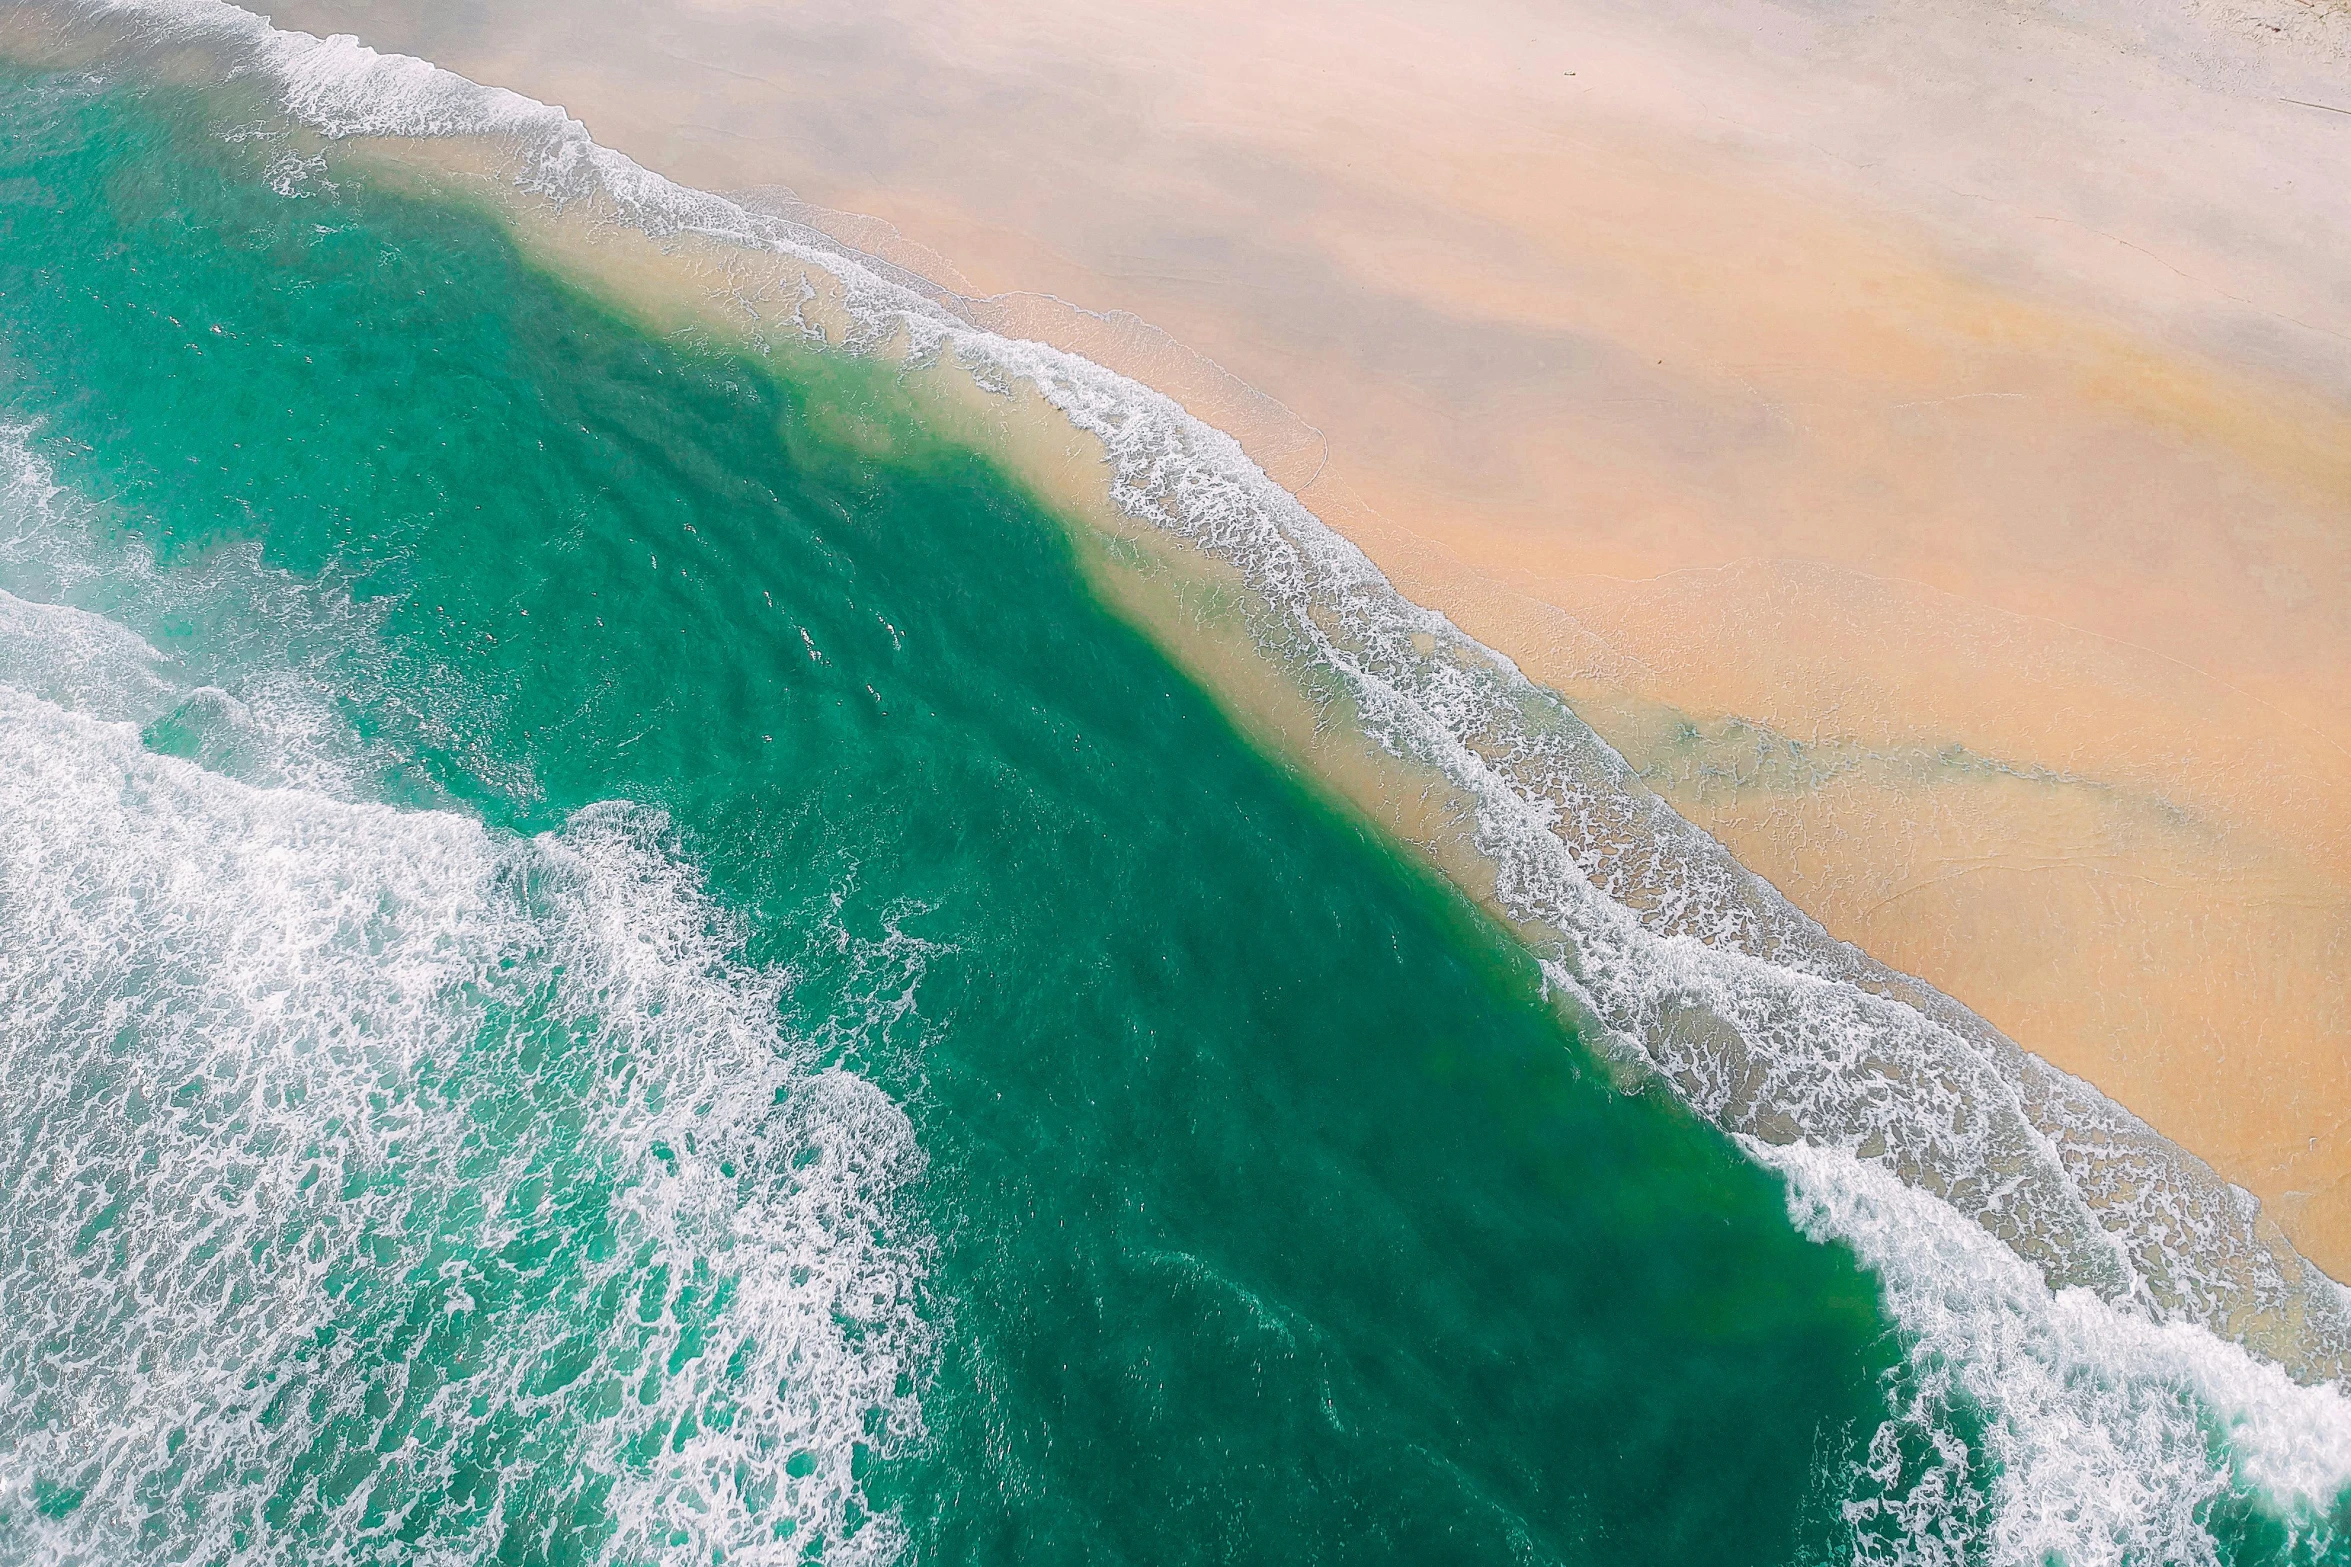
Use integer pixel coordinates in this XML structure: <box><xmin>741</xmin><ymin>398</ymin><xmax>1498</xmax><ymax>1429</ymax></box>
<box><xmin>0</xmin><ymin>57</ymin><xmax>1945</xmax><ymax>1567</ymax></box>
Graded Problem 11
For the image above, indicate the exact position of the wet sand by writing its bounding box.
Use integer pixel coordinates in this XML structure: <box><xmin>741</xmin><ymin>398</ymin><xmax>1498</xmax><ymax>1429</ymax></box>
<box><xmin>265</xmin><ymin>0</ymin><xmax>2351</xmax><ymax>1273</ymax></box>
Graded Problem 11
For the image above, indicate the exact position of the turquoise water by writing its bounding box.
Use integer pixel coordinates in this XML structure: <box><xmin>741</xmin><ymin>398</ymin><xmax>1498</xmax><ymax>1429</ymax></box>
<box><xmin>0</xmin><ymin>36</ymin><xmax>2346</xmax><ymax>1567</ymax></box>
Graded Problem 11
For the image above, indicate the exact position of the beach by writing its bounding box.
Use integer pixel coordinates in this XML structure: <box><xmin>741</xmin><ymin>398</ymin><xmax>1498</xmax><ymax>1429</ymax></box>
<box><xmin>5</xmin><ymin>6</ymin><xmax>2351</xmax><ymax>1557</ymax></box>
<box><xmin>259</xmin><ymin>0</ymin><xmax>2351</xmax><ymax>1277</ymax></box>
<box><xmin>0</xmin><ymin>55</ymin><xmax>1926</xmax><ymax>1558</ymax></box>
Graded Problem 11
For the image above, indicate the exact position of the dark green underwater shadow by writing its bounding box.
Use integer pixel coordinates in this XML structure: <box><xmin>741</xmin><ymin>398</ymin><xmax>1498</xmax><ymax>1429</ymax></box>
<box><xmin>0</xmin><ymin>59</ymin><xmax>1904</xmax><ymax>1564</ymax></box>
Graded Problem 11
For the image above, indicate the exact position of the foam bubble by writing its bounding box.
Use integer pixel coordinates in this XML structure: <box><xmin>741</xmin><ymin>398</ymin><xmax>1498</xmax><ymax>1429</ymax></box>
<box><xmin>0</xmin><ymin>683</ymin><xmax>931</xmax><ymax>1564</ymax></box>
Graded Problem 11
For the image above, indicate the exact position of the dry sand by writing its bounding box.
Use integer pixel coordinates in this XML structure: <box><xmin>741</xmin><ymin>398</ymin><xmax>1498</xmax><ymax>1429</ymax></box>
<box><xmin>267</xmin><ymin>0</ymin><xmax>2351</xmax><ymax>1273</ymax></box>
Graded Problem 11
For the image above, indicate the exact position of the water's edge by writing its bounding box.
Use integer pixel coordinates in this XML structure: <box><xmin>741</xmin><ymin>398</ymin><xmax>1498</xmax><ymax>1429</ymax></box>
<box><xmin>10</xmin><ymin>3</ymin><xmax>2351</xmax><ymax>1557</ymax></box>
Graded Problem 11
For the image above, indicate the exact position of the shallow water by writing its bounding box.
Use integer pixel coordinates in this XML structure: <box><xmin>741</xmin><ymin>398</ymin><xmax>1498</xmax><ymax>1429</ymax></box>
<box><xmin>0</xmin><ymin>31</ymin><xmax>2345</xmax><ymax>1567</ymax></box>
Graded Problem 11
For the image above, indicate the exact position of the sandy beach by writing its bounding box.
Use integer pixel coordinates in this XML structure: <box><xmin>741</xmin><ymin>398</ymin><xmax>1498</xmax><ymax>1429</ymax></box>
<box><xmin>261</xmin><ymin>0</ymin><xmax>2351</xmax><ymax>1275</ymax></box>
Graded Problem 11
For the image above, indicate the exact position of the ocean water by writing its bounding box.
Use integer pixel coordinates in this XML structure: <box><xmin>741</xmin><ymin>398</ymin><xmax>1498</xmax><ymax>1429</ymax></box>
<box><xmin>0</xmin><ymin>12</ymin><xmax>2348</xmax><ymax>1567</ymax></box>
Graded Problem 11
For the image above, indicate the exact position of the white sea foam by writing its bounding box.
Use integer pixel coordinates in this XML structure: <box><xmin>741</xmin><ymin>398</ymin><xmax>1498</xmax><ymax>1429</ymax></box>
<box><xmin>1759</xmin><ymin>1141</ymin><xmax>2351</xmax><ymax>1566</ymax></box>
<box><xmin>0</xmin><ymin>679</ymin><xmax>930</xmax><ymax>1565</ymax></box>
<box><xmin>19</xmin><ymin>5</ymin><xmax>2351</xmax><ymax>1554</ymax></box>
<box><xmin>0</xmin><ymin>588</ymin><xmax>177</xmax><ymax>720</ymax></box>
<box><xmin>0</xmin><ymin>429</ymin><xmax>193</xmax><ymax>728</ymax></box>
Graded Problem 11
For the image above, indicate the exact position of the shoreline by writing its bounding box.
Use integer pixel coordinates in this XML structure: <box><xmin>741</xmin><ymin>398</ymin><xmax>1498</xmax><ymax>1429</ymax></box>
<box><xmin>248</xmin><ymin>0</ymin><xmax>2351</xmax><ymax>1276</ymax></box>
<box><xmin>403</xmin><ymin>146</ymin><xmax>2351</xmax><ymax>1368</ymax></box>
<box><xmin>10</xmin><ymin>0</ymin><xmax>2349</xmax><ymax>1359</ymax></box>
<box><xmin>10</xmin><ymin>24</ymin><xmax>2351</xmax><ymax>1558</ymax></box>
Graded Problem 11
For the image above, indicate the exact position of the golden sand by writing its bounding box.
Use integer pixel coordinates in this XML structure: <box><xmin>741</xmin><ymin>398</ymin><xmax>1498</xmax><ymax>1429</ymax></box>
<box><xmin>266</xmin><ymin>0</ymin><xmax>2351</xmax><ymax>1273</ymax></box>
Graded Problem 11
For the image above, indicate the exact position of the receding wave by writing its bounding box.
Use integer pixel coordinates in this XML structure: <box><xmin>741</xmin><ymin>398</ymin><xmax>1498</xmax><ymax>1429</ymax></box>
<box><xmin>20</xmin><ymin>3</ymin><xmax>2351</xmax><ymax>1560</ymax></box>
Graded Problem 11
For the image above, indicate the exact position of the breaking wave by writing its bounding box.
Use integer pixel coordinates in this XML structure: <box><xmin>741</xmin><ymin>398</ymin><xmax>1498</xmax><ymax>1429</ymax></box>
<box><xmin>0</xmin><ymin>614</ymin><xmax>930</xmax><ymax>1561</ymax></box>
